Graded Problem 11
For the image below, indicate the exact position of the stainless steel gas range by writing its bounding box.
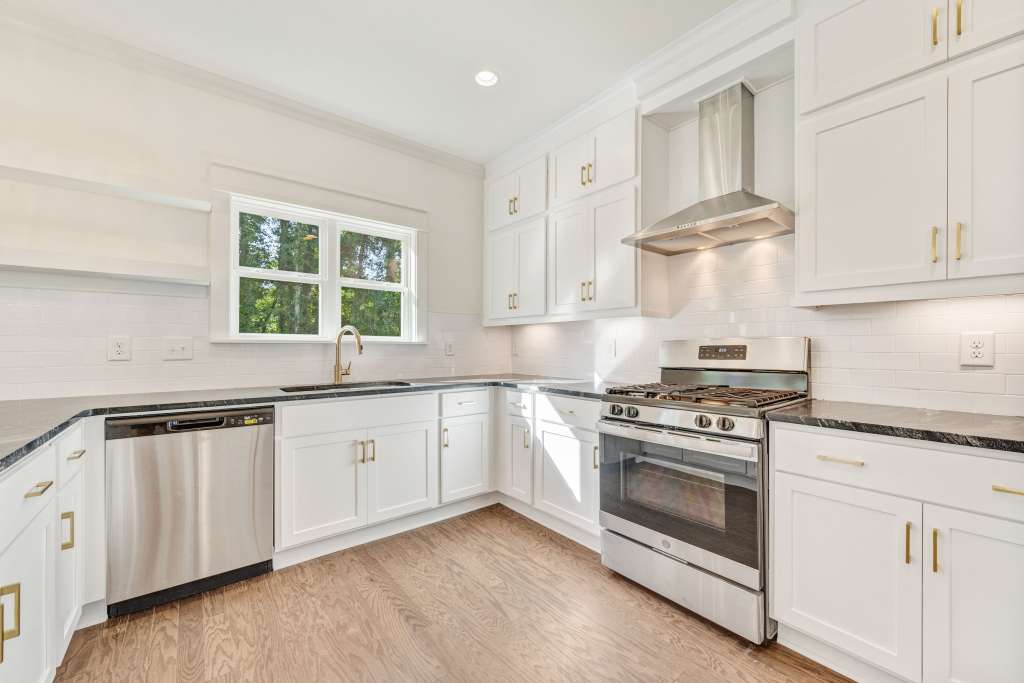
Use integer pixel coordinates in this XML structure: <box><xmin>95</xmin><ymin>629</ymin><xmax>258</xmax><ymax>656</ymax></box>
<box><xmin>598</xmin><ymin>337</ymin><xmax>810</xmax><ymax>644</ymax></box>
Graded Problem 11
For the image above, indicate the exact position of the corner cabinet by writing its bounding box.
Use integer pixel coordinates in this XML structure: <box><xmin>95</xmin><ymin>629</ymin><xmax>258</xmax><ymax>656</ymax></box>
<box><xmin>487</xmin><ymin>218</ymin><xmax>546</xmax><ymax>320</ymax></box>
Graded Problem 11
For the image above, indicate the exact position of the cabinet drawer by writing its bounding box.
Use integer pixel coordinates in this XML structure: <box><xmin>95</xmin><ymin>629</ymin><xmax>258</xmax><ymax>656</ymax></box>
<box><xmin>773</xmin><ymin>424</ymin><xmax>1024</xmax><ymax>523</ymax></box>
<box><xmin>441</xmin><ymin>389</ymin><xmax>490</xmax><ymax>417</ymax></box>
<box><xmin>0</xmin><ymin>444</ymin><xmax>57</xmax><ymax>553</ymax></box>
<box><xmin>503</xmin><ymin>390</ymin><xmax>533</xmax><ymax>418</ymax></box>
<box><xmin>57</xmin><ymin>422</ymin><xmax>86</xmax><ymax>489</ymax></box>
<box><xmin>535</xmin><ymin>394</ymin><xmax>600</xmax><ymax>430</ymax></box>
<box><xmin>281</xmin><ymin>393</ymin><xmax>438</xmax><ymax>437</ymax></box>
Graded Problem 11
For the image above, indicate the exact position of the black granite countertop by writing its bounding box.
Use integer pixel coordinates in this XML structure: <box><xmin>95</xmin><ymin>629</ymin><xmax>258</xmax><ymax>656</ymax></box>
<box><xmin>768</xmin><ymin>400</ymin><xmax>1024</xmax><ymax>454</ymax></box>
<box><xmin>0</xmin><ymin>375</ymin><xmax>615</xmax><ymax>476</ymax></box>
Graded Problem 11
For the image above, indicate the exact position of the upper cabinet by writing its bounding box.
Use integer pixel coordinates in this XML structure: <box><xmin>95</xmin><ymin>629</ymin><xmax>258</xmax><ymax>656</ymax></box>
<box><xmin>487</xmin><ymin>218</ymin><xmax>546</xmax><ymax>320</ymax></box>
<box><xmin>798</xmin><ymin>0</ymin><xmax>1024</xmax><ymax>113</ymax></box>
<box><xmin>551</xmin><ymin>109</ymin><xmax>637</xmax><ymax>207</ymax></box>
<box><xmin>487</xmin><ymin>156</ymin><xmax>547</xmax><ymax>230</ymax></box>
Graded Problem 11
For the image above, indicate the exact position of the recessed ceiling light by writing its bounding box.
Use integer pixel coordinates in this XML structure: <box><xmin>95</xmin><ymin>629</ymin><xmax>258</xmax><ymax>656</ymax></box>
<box><xmin>475</xmin><ymin>70</ymin><xmax>499</xmax><ymax>87</ymax></box>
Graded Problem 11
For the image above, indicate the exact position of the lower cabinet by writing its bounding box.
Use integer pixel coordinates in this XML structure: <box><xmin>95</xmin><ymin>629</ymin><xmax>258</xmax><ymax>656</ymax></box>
<box><xmin>440</xmin><ymin>413</ymin><xmax>490</xmax><ymax>503</ymax></box>
<box><xmin>503</xmin><ymin>416</ymin><xmax>534</xmax><ymax>505</ymax></box>
<box><xmin>773</xmin><ymin>473</ymin><xmax>922</xmax><ymax>681</ymax></box>
<box><xmin>366</xmin><ymin>421</ymin><xmax>438</xmax><ymax>524</ymax></box>
<box><xmin>923</xmin><ymin>504</ymin><xmax>1024</xmax><ymax>683</ymax></box>
<box><xmin>533</xmin><ymin>420</ymin><xmax>599</xmax><ymax>531</ymax></box>
<box><xmin>55</xmin><ymin>471</ymin><xmax>83</xmax><ymax>662</ymax></box>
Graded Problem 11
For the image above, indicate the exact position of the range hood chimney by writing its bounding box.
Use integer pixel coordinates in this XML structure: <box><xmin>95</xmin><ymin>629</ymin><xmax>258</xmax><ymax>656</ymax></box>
<box><xmin>623</xmin><ymin>83</ymin><xmax>794</xmax><ymax>255</ymax></box>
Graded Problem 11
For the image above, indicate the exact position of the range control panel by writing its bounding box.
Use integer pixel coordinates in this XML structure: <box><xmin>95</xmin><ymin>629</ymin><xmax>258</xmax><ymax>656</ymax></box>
<box><xmin>698</xmin><ymin>344</ymin><xmax>747</xmax><ymax>360</ymax></box>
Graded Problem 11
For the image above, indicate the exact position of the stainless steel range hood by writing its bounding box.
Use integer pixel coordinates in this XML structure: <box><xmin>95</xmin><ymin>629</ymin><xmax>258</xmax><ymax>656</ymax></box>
<box><xmin>623</xmin><ymin>83</ymin><xmax>794</xmax><ymax>255</ymax></box>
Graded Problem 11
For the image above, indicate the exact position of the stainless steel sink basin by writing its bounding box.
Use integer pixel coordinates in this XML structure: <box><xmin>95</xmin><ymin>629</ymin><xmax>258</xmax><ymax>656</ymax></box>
<box><xmin>279</xmin><ymin>381</ymin><xmax>412</xmax><ymax>393</ymax></box>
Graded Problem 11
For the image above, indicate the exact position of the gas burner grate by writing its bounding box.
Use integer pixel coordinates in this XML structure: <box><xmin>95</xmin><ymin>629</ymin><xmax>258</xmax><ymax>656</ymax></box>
<box><xmin>607</xmin><ymin>383</ymin><xmax>805</xmax><ymax>407</ymax></box>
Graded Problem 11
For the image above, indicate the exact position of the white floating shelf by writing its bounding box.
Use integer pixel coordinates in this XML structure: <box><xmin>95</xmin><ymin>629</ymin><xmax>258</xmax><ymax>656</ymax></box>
<box><xmin>0</xmin><ymin>164</ymin><xmax>213</xmax><ymax>213</ymax></box>
<box><xmin>0</xmin><ymin>248</ymin><xmax>210</xmax><ymax>286</ymax></box>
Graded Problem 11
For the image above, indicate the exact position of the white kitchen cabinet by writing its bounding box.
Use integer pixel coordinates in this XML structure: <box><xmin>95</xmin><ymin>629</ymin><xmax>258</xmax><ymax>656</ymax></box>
<box><xmin>774</xmin><ymin>472</ymin><xmax>923</xmax><ymax>682</ymax></box>
<box><xmin>440</xmin><ymin>413</ymin><xmax>490</xmax><ymax>503</ymax></box>
<box><xmin>949</xmin><ymin>0</ymin><xmax>1024</xmax><ymax>57</ymax></box>
<box><xmin>55</xmin><ymin>471</ymin><xmax>83</xmax><ymax>662</ymax></box>
<box><xmin>488</xmin><ymin>156</ymin><xmax>546</xmax><ymax>229</ymax></box>
<box><xmin>947</xmin><ymin>40</ymin><xmax>1024</xmax><ymax>280</ymax></box>
<box><xmin>533</xmin><ymin>420</ymin><xmax>599</xmax><ymax>531</ymax></box>
<box><xmin>278</xmin><ymin>428</ymin><xmax>368</xmax><ymax>548</ymax></box>
<box><xmin>797</xmin><ymin>73</ymin><xmax>948</xmax><ymax>292</ymax></box>
<box><xmin>549</xmin><ymin>183</ymin><xmax>637</xmax><ymax>314</ymax></box>
<box><xmin>797</xmin><ymin>0</ymin><xmax>948</xmax><ymax>112</ymax></box>
<box><xmin>503</xmin><ymin>416</ymin><xmax>534</xmax><ymax>505</ymax></box>
<box><xmin>487</xmin><ymin>218</ymin><xmax>546</xmax><ymax>320</ymax></box>
<box><xmin>0</xmin><ymin>500</ymin><xmax>56</xmax><ymax>683</ymax></box>
<box><xmin>366</xmin><ymin>421</ymin><xmax>437</xmax><ymax>525</ymax></box>
<box><xmin>551</xmin><ymin>109</ymin><xmax>636</xmax><ymax>207</ymax></box>
<box><xmin>923</xmin><ymin>503</ymin><xmax>1024</xmax><ymax>682</ymax></box>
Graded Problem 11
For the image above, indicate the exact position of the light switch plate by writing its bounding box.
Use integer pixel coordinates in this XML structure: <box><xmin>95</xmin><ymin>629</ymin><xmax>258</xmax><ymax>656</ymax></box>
<box><xmin>960</xmin><ymin>332</ymin><xmax>995</xmax><ymax>367</ymax></box>
<box><xmin>107</xmin><ymin>335</ymin><xmax>131</xmax><ymax>361</ymax></box>
<box><xmin>163</xmin><ymin>336</ymin><xmax>194</xmax><ymax>361</ymax></box>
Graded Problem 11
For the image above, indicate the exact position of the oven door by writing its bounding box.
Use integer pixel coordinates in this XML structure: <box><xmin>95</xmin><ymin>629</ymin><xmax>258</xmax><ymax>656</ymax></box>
<box><xmin>598</xmin><ymin>419</ymin><xmax>762</xmax><ymax>590</ymax></box>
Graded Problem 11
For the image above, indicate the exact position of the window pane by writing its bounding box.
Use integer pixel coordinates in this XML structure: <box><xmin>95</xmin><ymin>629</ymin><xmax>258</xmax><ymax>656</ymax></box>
<box><xmin>238</xmin><ymin>212</ymin><xmax>319</xmax><ymax>273</ymax></box>
<box><xmin>341</xmin><ymin>288</ymin><xmax>401</xmax><ymax>337</ymax></box>
<box><xmin>339</xmin><ymin>230</ymin><xmax>402</xmax><ymax>283</ymax></box>
<box><xmin>239</xmin><ymin>278</ymin><xmax>319</xmax><ymax>334</ymax></box>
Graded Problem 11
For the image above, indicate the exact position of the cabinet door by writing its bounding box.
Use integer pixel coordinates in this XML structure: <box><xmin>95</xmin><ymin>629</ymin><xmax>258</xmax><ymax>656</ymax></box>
<box><xmin>488</xmin><ymin>171</ymin><xmax>519</xmax><ymax>229</ymax></box>
<box><xmin>534</xmin><ymin>421</ymin><xmax>598</xmax><ymax>531</ymax></box>
<box><xmin>949</xmin><ymin>0</ymin><xmax>1024</xmax><ymax>57</ymax></box>
<box><xmin>948</xmin><ymin>40</ymin><xmax>1024</xmax><ymax>279</ymax></box>
<box><xmin>367</xmin><ymin>421</ymin><xmax>437</xmax><ymax>524</ymax></box>
<box><xmin>549</xmin><ymin>202</ymin><xmax>593</xmax><ymax>313</ymax></box>
<box><xmin>797</xmin><ymin>75</ymin><xmax>948</xmax><ymax>292</ymax></box>
<box><xmin>0</xmin><ymin>503</ymin><xmax>55</xmax><ymax>683</ymax></box>
<box><xmin>797</xmin><ymin>0</ymin><xmax>947</xmax><ymax>112</ymax></box>
<box><xmin>278</xmin><ymin>429</ymin><xmax>367</xmax><ymax>548</ymax></box>
<box><xmin>774</xmin><ymin>473</ymin><xmax>922</xmax><ymax>682</ymax></box>
<box><xmin>506</xmin><ymin>416</ymin><xmax>534</xmax><ymax>504</ymax></box>
<box><xmin>592</xmin><ymin>109</ymin><xmax>636</xmax><ymax>192</ymax></box>
<box><xmin>551</xmin><ymin>134</ymin><xmax>593</xmax><ymax>207</ymax></box>
<box><xmin>441</xmin><ymin>414</ymin><xmax>490</xmax><ymax>503</ymax></box>
<box><xmin>923</xmin><ymin>504</ymin><xmax>1024</xmax><ymax>683</ymax></box>
<box><xmin>591</xmin><ymin>184</ymin><xmax>637</xmax><ymax>311</ymax></box>
<box><xmin>55</xmin><ymin>474</ymin><xmax>83</xmax><ymax>661</ymax></box>
<box><xmin>515</xmin><ymin>156</ymin><xmax>547</xmax><ymax>221</ymax></box>
<box><xmin>514</xmin><ymin>218</ymin><xmax>546</xmax><ymax>317</ymax></box>
<box><xmin>487</xmin><ymin>227</ymin><xmax>518</xmax><ymax>319</ymax></box>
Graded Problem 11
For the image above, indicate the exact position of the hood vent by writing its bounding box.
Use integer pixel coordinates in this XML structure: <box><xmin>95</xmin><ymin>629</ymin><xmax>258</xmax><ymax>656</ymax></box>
<box><xmin>623</xmin><ymin>83</ymin><xmax>794</xmax><ymax>255</ymax></box>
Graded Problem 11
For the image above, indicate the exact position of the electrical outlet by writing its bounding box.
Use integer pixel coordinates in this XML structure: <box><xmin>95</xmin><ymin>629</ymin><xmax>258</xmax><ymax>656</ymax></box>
<box><xmin>107</xmin><ymin>335</ymin><xmax>131</xmax><ymax>361</ymax></box>
<box><xmin>511</xmin><ymin>340</ymin><xmax>519</xmax><ymax>357</ymax></box>
<box><xmin>960</xmin><ymin>332</ymin><xmax>995</xmax><ymax>367</ymax></box>
<box><xmin>444</xmin><ymin>340</ymin><xmax>455</xmax><ymax>357</ymax></box>
<box><xmin>609</xmin><ymin>338</ymin><xmax>617</xmax><ymax>358</ymax></box>
<box><xmin>163</xmin><ymin>336</ymin><xmax>194</xmax><ymax>361</ymax></box>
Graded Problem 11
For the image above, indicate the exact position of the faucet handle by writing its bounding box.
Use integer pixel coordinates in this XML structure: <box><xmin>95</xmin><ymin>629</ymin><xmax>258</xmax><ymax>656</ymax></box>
<box><xmin>342</xmin><ymin>361</ymin><xmax>353</xmax><ymax>375</ymax></box>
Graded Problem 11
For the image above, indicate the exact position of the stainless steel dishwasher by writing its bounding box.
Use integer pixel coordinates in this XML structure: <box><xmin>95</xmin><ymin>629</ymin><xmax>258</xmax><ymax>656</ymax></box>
<box><xmin>105</xmin><ymin>407</ymin><xmax>274</xmax><ymax>616</ymax></box>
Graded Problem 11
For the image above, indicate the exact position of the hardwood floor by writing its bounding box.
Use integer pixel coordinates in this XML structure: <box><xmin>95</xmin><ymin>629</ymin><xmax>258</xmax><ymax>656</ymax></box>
<box><xmin>57</xmin><ymin>505</ymin><xmax>847</xmax><ymax>682</ymax></box>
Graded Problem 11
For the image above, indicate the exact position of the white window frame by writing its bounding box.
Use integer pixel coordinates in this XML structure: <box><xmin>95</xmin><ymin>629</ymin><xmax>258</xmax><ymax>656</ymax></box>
<box><xmin>228</xmin><ymin>194</ymin><xmax>423</xmax><ymax>343</ymax></box>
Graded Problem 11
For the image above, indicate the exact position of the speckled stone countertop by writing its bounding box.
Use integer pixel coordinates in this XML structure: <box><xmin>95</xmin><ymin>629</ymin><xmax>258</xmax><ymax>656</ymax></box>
<box><xmin>0</xmin><ymin>374</ymin><xmax>618</xmax><ymax>476</ymax></box>
<box><xmin>768</xmin><ymin>400</ymin><xmax>1024</xmax><ymax>454</ymax></box>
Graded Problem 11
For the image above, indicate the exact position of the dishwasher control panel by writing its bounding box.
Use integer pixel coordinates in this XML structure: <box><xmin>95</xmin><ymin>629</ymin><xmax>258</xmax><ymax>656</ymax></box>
<box><xmin>228</xmin><ymin>413</ymin><xmax>272</xmax><ymax>427</ymax></box>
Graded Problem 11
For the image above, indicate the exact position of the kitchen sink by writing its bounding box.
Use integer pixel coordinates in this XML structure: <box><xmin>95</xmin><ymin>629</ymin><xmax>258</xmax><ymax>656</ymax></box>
<box><xmin>279</xmin><ymin>381</ymin><xmax>412</xmax><ymax>393</ymax></box>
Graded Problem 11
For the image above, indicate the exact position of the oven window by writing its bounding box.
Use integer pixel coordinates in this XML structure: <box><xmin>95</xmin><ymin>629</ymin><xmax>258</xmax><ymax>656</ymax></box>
<box><xmin>600</xmin><ymin>431</ymin><xmax>760</xmax><ymax>569</ymax></box>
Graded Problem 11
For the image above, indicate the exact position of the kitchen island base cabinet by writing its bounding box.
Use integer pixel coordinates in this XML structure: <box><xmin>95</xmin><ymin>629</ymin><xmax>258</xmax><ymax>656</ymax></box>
<box><xmin>533</xmin><ymin>421</ymin><xmax>599</xmax><ymax>532</ymax></box>
<box><xmin>440</xmin><ymin>414</ymin><xmax>490</xmax><ymax>504</ymax></box>
<box><xmin>923</xmin><ymin>505</ymin><xmax>1024</xmax><ymax>683</ymax></box>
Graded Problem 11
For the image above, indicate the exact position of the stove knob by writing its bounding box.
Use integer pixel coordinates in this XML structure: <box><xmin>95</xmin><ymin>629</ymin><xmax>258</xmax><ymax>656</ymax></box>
<box><xmin>625</xmin><ymin>407</ymin><xmax>640</xmax><ymax>419</ymax></box>
<box><xmin>717</xmin><ymin>416</ymin><xmax>735</xmax><ymax>432</ymax></box>
<box><xmin>609</xmin><ymin>404</ymin><xmax>623</xmax><ymax>416</ymax></box>
<box><xmin>694</xmin><ymin>414</ymin><xmax>712</xmax><ymax>429</ymax></box>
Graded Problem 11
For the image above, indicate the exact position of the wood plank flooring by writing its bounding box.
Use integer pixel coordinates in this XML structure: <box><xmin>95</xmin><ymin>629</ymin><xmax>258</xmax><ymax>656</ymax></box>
<box><xmin>56</xmin><ymin>505</ymin><xmax>848</xmax><ymax>682</ymax></box>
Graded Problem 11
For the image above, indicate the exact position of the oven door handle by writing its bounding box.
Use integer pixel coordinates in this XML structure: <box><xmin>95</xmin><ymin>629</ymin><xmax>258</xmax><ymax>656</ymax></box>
<box><xmin>597</xmin><ymin>419</ymin><xmax>759</xmax><ymax>463</ymax></box>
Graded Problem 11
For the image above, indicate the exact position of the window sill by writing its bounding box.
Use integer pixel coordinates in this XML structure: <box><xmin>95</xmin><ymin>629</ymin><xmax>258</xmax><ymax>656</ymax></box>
<box><xmin>210</xmin><ymin>335</ymin><xmax>427</xmax><ymax>345</ymax></box>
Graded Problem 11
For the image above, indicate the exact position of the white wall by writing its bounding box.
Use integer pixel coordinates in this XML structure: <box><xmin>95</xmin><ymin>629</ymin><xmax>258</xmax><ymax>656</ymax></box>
<box><xmin>0</xmin><ymin>19</ymin><xmax>509</xmax><ymax>400</ymax></box>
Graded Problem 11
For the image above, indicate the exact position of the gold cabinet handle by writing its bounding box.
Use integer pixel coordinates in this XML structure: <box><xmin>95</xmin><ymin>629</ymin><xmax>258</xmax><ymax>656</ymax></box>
<box><xmin>0</xmin><ymin>601</ymin><xmax>4</xmax><ymax>664</ymax></box>
<box><xmin>24</xmin><ymin>481</ymin><xmax>53</xmax><ymax>499</ymax></box>
<box><xmin>931</xmin><ymin>226</ymin><xmax>939</xmax><ymax>263</ymax></box>
<box><xmin>905</xmin><ymin>522</ymin><xmax>912</xmax><ymax>564</ymax></box>
<box><xmin>993</xmin><ymin>484</ymin><xmax>1024</xmax><ymax>497</ymax></box>
<box><xmin>587</xmin><ymin>162</ymin><xmax>593</xmax><ymax>185</ymax></box>
<box><xmin>932</xmin><ymin>7</ymin><xmax>940</xmax><ymax>47</ymax></box>
<box><xmin>513</xmin><ymin>196</ymin><xmax>519</xmax><ymax>214</ymax></box>
<box><xmin>442</xmin><ymin>427</ymin><xmax>449</xmax><ymax>448</ymax></box>
<box><xmin>956</xmin><ymin>0</ymin><xmax>963</xmax><ymax>36</ymax></box>
<box><xmin>932</xmin><ymin>528</ymin><xmax>940</xmax><ymax>573</ymax></box>
<box><xmin>587</xmin><ymin>281</ymin><xmax>594</xmax><ymax>301</ymax></box>
<box><xmin>955</xmin><ymin>222</ymin><xmax>963</xmax><ymax>261</ymax></box>
<box><xmin>508</xmin><ymin>293</ymin><xmax>513</xmax><ymax>311</ymax></box>
<box><xmin>816</xmin><ymin>454</ymin><xmax>865</xmax><ymax>467</ymax></box>
<box><xmin>580</xmin><ymin>281</ymin><xmax>587</xmax><ymax>302</ymax></box>
<box><xmin>512</xmin><ymin>292</ymin><xmax>518</xmax><ymax>310</ymax></box>
<box><xmin>358</xmin><ymin>440</ymin><xmax>367</xmax><ymax>464</ymax></box>
<box><xmin>67</xmin><ymin>449</ymin><xmax>86</xmax><ymax>461</ymax></box>
<box><xmin>523</xmin><ymin>429</ymin><xmax>530</xmax><ymax>449</ymax></box>
<box><xmin>507</xmin><ymin>198</ymin><xmax>513</xmax><ymax>216</ymax></box>
<box><xmin>61</xmin><ymin>511</ymin><xmax>76</xmax><ymax>551</ymax></box>
<box><xmin>1</xmin><ymin>583</ymin><xmax>20</xmax><ymax>641</ymax></box>
<box><xmin>368</xmin><ymin>439</ymin><xmax>376</xmax><ymax>462</ymax></box>
<box><xmin>580</xmin><ymin>165</ymin><xmax>586</xmax><ymax>187</ymax></box>
<box><xmin>592</xmin><ymin>445</ymin><xmax>599</xmax><ymax>470</ymax></box>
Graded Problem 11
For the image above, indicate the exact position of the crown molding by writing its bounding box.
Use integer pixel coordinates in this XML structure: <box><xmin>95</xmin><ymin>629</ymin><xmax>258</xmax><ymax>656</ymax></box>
<box><xmin>0</xmin><ymin>9</ymin><xmax>484</xmax><ymax>178</ymax></box>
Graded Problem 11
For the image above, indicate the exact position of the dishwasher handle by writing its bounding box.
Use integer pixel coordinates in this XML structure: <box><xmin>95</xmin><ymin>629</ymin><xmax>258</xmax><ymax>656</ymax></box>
<box><xmin>167</xmin><ymin>416</ymin><xmax>226</xmax><ymax>432</ymax></box>
<box><xmin>106</xmin><ymin>407</ymin><xmax>274</xmax><ymax>440</ymax></box>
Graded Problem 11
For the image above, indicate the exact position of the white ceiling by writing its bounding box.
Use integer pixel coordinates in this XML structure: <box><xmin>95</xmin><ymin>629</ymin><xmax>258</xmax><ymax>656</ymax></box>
<box><xmin>11</xmin><ymin>0</ymin><xmax>738</xmax><ymax>165</ymax></box>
